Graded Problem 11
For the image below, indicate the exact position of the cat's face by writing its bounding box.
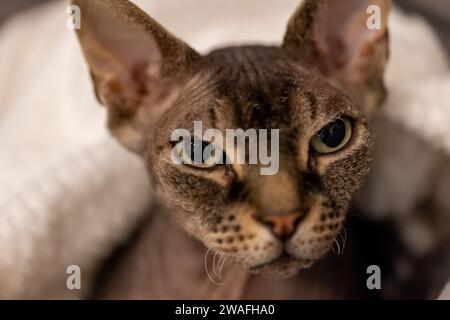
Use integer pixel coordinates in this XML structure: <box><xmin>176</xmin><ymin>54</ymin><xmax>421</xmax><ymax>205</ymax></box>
<box><xmin>151</xmin><ymin>47</ymin><xmax>374</xmax><ymax>277</ymax></box>
<box><xmin>74</xmin><ymin>0</ymin><xmax>389</xmax><ymax>278</ymax></box>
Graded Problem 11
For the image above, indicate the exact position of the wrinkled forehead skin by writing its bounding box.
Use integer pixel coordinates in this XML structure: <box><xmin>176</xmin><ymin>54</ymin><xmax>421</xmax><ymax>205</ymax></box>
<box><xmin>154</xmin><ymin>46</ymin><xmax>363</xmax><ymax>157</ymax></box>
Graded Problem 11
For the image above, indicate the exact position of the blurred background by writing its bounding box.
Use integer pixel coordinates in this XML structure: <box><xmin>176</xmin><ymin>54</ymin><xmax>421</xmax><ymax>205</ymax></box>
<box><xmin>1</xmin><ymin>0</ymin><xmax>449</xmax><ymax>56</ymax></box>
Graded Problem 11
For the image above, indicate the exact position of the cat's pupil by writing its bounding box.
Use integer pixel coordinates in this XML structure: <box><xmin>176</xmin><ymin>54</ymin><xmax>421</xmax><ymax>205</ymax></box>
<box><xmin>319</xmin><ymin>119</ymin><xmax>346</xmax><ymax>148</ymax></box>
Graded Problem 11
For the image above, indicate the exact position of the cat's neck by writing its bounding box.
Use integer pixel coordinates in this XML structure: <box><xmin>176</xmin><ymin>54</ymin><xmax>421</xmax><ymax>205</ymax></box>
<box><xmin>92</xmin><ymin>204</ymin><xmax>368</xmax><ymax>299</ymax></box>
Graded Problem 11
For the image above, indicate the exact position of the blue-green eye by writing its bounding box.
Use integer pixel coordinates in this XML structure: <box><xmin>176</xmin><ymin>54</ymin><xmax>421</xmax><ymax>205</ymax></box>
<box><xmin>311</xmin><ymin>118</ymin><xmax>352</xmax><ymax>154</ymax></box>
<box><xmin>174</xmin><ymin>137</ymin><xmax>226</xmax><ymax>168</ymax></box>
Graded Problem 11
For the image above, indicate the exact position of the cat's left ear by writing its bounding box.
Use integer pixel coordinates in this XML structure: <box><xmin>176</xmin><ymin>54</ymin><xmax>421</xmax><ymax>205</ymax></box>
<box><xmin>282</xmin><ymin>0</ymin><xmax>391</xmax><ymax>117</ymax></box>
<box><xmin>72</xmin><ymin>0</ymin><xmax>202</xmax><ymax>153</ymax></box>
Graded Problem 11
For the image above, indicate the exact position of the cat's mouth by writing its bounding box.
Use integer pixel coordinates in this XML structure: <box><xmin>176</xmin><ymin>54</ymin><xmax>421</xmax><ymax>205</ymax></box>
<box><xmin>248</xmin><ymin>252</ymin><xmax>313</xmax><ymax>278</ymax></box>
<box><xmin>249</xmin><ymin>253</ymin><xmax>292</xmax><ymax>270</ymax></box>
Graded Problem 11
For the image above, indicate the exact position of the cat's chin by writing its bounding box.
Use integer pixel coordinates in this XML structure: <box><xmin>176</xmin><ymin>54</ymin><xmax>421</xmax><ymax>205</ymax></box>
<box><xmin>248</xmin><ymin>255</ymin><xmax>314</xmax><ymax>279</ymax></box>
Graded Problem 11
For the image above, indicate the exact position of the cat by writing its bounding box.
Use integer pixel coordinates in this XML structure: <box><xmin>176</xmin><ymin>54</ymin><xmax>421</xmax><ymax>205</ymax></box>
<box><xmin>73</xmin><ymin>0</ymin><xmax>390</xmax><ymax>298</ymax></box>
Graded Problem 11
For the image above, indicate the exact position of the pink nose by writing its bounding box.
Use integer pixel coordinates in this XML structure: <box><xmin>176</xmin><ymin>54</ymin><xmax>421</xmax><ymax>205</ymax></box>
<box><xmin>256</xmin><ymin>212</ymin><xmax>303</xmax><ymax>240</ymax></box>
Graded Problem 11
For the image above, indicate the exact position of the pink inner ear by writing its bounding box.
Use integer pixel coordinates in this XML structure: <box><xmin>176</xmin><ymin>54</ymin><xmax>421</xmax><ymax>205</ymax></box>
<box><xmin>85</xmin><ymin>7</ymin><xmax>161</xmax><ymax>94</ymax></box>
<box><xmin>314</xmin><ymin>0</ymin><xmax>387</xmax><ymax>76</ymax></box>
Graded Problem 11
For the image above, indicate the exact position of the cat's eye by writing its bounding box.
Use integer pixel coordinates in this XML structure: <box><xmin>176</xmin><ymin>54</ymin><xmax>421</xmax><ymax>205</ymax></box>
<box><xmin>173</xmin><ymin>137</ymin><xmax>225</xmax><ymax>168</ymax></box>
<box><xmin>310</xmin><ymin>118</ymin><xmax>352</xmax><ymax>154</ymax></box>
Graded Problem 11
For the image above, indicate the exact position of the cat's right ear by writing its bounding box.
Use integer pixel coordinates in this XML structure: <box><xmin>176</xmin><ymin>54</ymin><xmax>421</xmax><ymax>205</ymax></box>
<box><xmin>282</xmin><ymin>0</ymin><xmax>391</xmax><ymax>118</ymax></box>
<box><xmin>72</xmin><ymin>0</ymin><xmax>202</xmax><ymax>153</ymax></box>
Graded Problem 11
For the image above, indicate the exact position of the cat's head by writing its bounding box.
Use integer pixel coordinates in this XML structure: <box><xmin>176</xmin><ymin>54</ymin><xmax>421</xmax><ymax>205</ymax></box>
<box><xmin>74</xmin><ymin>0</ymin><xmax>390</xmax><ymax>278</ymax></box>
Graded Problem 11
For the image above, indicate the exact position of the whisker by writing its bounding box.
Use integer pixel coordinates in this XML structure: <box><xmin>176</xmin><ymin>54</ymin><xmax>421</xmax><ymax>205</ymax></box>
<box><xmin>212</xmin><ymin>250</ymin><xmax>219</xmax><ymax>278</ymax></box>
<box><xmin>204</xmin><ymin>247</ymin><xmax>225</xmax><ymax>286</ymax></box>
<box><xmin>333</xmin><ymin>239</ymin><xmax>341</xmax><ymax>255</ymax></box>
<box><xmin>337</xmin><ymin>231</ymin><xmax>343</xmax><ymax>250</ymax></box>
<box><xmin>341</xmin><ymin>226</ymin><xmax>347</xmax><ymax>253</ymax></box>
<box><xmin>218</xmin><ymin>254</ymin><xmax>228</xmax><ymax>279</ymax></box>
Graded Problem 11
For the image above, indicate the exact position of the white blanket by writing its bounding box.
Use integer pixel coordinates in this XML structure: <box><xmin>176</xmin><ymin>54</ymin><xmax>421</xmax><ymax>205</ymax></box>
<box><xmin>0</xmin><ymin>0</ymin><xmax>448</xmax><ymax>299</ymax></box>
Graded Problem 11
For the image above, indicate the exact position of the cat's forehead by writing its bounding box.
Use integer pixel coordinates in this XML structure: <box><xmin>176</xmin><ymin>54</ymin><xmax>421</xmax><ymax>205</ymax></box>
<box><xmin>168</xmin><ymin>46</ymin><xmax>360</xmax><ymax>132</ymax></box>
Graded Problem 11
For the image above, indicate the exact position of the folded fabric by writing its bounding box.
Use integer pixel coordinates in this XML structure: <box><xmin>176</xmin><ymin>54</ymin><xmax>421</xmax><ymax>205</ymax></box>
<box><xmin>0</xmin><ymin>1</ymin><xmax>152</xmax><ymax>299</ymax></box>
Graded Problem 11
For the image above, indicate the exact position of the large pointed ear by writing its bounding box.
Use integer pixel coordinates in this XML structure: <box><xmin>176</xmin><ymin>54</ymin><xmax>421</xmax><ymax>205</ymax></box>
<box><xmin>282</xmin><ymin>0</ymin><xmax>391</xmax><ymax>117</ymax></box>
<box><xmin>72</xmin><ymin>0</ymin><xmax>202</xmax><ymax>153</ymax></box>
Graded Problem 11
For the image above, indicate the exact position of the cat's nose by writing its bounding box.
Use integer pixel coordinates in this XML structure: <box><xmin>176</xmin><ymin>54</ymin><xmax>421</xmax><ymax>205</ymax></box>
<box><xmin>256</xmin><ymin>212</ymin><xmax>303</xmax><ymax>240</ymax></box>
